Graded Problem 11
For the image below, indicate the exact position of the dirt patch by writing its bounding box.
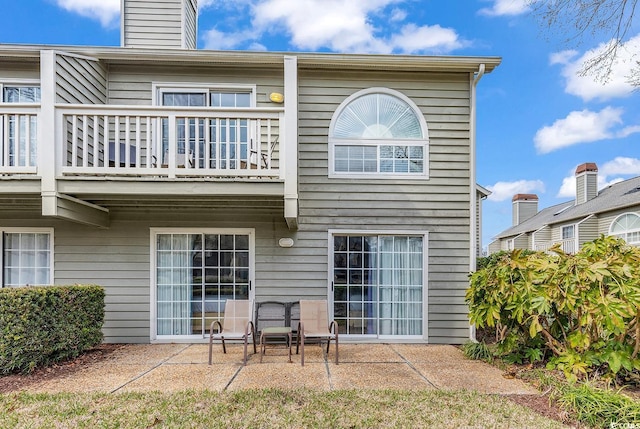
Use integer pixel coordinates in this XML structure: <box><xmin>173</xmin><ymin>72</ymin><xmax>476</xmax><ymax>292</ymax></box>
<box><xmin>505</xmin><ymin>394</ymin><xmax>584</xmax><ymax>428</ymax></box>
<box><xmin>0</xmin><ymin>344</ymin><xmax>123</xmax><ymax>394</ymax></box>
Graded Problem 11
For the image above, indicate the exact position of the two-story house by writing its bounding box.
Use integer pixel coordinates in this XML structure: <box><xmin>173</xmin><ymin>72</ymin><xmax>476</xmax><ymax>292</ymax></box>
<box><xmin>0</xmin><ymin>0</ymin><xmax>500</xmax><ymax>344</ymax></box>
<box><xmin>489</xmin><ymin>162</ymin><xmax>640</xmax><ymax>254</ymax></box>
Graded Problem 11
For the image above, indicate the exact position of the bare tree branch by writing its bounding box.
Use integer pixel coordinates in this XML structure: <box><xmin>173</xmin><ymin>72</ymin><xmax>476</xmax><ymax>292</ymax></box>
<box><xmin>527</xmin><ymin>0</ymin><xmax>640</xmax><ymax>86</ymax></box>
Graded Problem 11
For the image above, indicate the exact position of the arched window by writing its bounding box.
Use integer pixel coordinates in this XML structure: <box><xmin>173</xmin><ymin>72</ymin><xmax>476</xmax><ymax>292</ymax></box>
<box><xmin>329</xmin><ymin>88</ymin><xmax>429</xmax><ymax>178</ymax></box>
<box><xmin>609</xmin><ymin>212</ymin><xmax>640</xmax><ymax>246</ymax></box>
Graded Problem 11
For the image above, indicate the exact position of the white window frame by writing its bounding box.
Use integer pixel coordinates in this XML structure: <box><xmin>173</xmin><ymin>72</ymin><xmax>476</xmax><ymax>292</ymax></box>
<box><xmin>1</xmin><ymin>227</ymin><xmax>54</xmax><ymax>287</ymax></box>
<box><xmin>561</xmin><ymin>225</ymin><xmax>575</xmax><ymax>240</ymax></box>
<box><xmin>328</xmin><ymin>87</ymin><xmax>429</xmax><ymax>180</ymax></box>
<box><xmin>0</xmin><ymin>80</ymin><xmax>41</xmax><ymax>104</ymax></box>
<box><xmin>151</xmin><ymin>83</ymin><xmax>257</xmax><ymax>108</ymax></box>
<box><xmin>327</xmin><ymin>229</ymin><xmax>429</xmax><ymax>341</ymax></box>
<box><xmin>609</xmin><ymin>212</ymin><xmax>640</xmax><ymax>246</ymax></box>
<box><xmin>149</xmin><ymin>227</ymin><xmax>256</xmax><ymax>343</ymax></box>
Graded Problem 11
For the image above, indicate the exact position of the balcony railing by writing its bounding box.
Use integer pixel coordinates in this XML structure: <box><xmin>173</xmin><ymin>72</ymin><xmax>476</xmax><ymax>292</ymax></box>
<box><xmin>534</xmin><ymin>238</ymin><xmax>577</xmax><ymax>254</ymax></box>
<box><xmin>0</xmin><ymin>104</ymin><xmax>284</xmax><ymax>179</ymax></box>
<box><xmin>57</xmin><ymin>105</ymin><xmax>283</xmax><ymax>179</ymax></box>
<box><xmin>0</xmin><ymin>105</ymin><xmax>39</xmax><ymax>174</ymax></box>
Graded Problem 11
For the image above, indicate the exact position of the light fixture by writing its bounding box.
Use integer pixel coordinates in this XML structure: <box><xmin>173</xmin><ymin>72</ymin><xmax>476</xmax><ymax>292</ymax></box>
<box><xmin>278</xmin><ymin>237</ymin><xmax>294</xmax><ymax>248</ymax></box>
<box><xmin>269</xmin><ymin>92</ymin><xmax>284</xmax><ymax>103</ymax></box>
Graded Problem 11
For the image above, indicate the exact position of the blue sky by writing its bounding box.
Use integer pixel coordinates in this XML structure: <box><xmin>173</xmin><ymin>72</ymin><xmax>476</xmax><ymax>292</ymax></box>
<box><xmin>1</xmin><ymin>0</ymin><xmax>639</xmax><ymax>250</ymax></box>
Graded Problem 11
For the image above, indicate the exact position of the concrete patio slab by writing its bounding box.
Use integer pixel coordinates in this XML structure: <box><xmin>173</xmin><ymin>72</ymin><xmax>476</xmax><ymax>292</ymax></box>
<box><xmin>413</xmin><ymin>361</ymin><xmax>538</xmax><ymax>395</ymax></box>
<box><xmin>24</xmin><ymin>364</ymin><xmax>151</xmax><ymax>393</ymax></box>
<box><xmin>392</xmin><ymin>344</ymin><xmax>467</xmax><ymax>363</ymax></box>
<box><xmin>120</xmin><ymin>363</ymin><xmax>240</xmax><ymax>393</ymax></box>
<box><xmin>339</xmin><ymin>344</ymin><xmax>405</xmax><ymax>363</ymax></box>
<box><xmin>6</xmin><ymin>344</ymin><xmax>542</xmax><ymax>396</ymax></box>
<box><xmin>106</xmin><ymin>343</ymin><xmax>189</xmax><ymax>365</ymax></box>
<box><xmin>228</xmin><ymin>362</ymin><xmax>330</xmax><ymax>391</ymax></box>
<box><xmin>330</xmin><ymin>363</ymin><xmax>435</xmax><ymax>390</ymax></box>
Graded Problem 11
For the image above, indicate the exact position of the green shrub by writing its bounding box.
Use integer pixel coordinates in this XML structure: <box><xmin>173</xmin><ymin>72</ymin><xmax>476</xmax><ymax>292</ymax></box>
<box><xmin>476</xmin><ymin>249</ymin><xmax>535</xmax><ymax>271</ymax></box>
<box><xmin>467</xmin><ymin>236</ymin><xmax>640</xmax><ymax>381</ymax></box>
<box><xmin>0</xmin><ymin>284</ymin><xmax>105</xmax><ymax>374</ymax></box>
<box><xmin>462</xmin><ymin>341</ymin><xmax>492</xmax><ymax>361</ymax></box>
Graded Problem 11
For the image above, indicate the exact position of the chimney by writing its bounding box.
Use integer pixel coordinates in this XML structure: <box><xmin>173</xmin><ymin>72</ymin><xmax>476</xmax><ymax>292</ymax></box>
<box><xmin>512</xmin><ymin>194</ymin><xmax>538</xmax><ymax>226</ymax></box>
<box><xmin>575</xmin><ymin>162</ymin><xmax>598</xmax><ymax>205</ymax></box>
<box><xmin>121</xmin><ymin>0</ymin><xmax>197</xmax><ymax>49</ymax></box>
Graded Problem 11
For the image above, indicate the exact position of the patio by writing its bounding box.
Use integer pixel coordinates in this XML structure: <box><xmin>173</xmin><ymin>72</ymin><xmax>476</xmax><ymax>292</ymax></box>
<box><xmin>16</xmin><ymin>343</ymin><xmax>537</xmax><ymax>395</ymax></box>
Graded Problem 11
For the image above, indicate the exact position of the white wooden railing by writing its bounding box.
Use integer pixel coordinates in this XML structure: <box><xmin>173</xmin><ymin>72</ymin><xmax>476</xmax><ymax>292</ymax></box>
<box><xmin>56</xmin><ymin>105</ymin><xmax>283</xmax><ymax>179</ymax></box>
<box><xmin>0</xmin><ymin>105</ymin><xmax>39</xmax><ymax>174</ymax></box>
<box><xmin>534</xmin><ymin>238</ymin><xmax>577</xmax><ymax>254</ymax></box>
<box><xmin>0</xmin><ymin>104</ymin><xmax>284</xmax><ymax>178</ymax></box>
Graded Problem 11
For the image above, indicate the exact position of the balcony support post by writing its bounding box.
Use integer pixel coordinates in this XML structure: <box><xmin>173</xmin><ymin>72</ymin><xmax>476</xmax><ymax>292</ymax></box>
<box><xmin>39</xmin><ymin>50</ymin><xmax>109</xmax><ymax>228</ymax></box>
<box><xmin>283</xmin><ymin>55</ymin><xmax>298</xmax><ymax>229</ymax></box>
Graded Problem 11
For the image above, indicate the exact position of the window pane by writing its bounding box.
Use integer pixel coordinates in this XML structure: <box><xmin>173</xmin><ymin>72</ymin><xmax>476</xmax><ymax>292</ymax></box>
<box><xmin>236</xmin><ymin>93</ymin><xmax>251</xmax><ymax>107</ymax></box>
<box><xmin>3</xmin><ymin>232</ymin><xmax>50</xmax><ymax>287</ymax></box>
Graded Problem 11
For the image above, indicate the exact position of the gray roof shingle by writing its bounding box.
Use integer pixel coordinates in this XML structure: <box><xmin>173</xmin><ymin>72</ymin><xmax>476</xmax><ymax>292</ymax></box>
<box><xmin>494</xmin><ymin>175</ymin><xmax>640</xmax><ymax>239</ymax></box>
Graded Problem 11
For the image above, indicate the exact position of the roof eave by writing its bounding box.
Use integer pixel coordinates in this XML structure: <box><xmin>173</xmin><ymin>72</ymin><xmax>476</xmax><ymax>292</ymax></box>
<box><xmin>0</xmin><ymin>43</ymin><xmax>501</xmax><ymax>71</ymax></box>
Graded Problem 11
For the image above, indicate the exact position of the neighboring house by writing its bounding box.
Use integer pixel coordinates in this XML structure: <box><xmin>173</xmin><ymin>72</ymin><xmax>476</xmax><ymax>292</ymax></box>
<box><xmin>0</xmin><ymin>0</ymin><xmax>500</xmax><ymax>344</ymax></box>
<box><xmin>489</xmin><ymin>163</ymin><xmax>640</xmax><ymax>254</ymax></box>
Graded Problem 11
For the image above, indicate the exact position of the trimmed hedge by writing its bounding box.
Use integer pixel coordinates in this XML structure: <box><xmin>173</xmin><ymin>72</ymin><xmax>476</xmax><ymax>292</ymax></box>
<box><xmin>0</xmin><ymin>284</ymin><xmax>105</xmax><ymax>374</ymax></box>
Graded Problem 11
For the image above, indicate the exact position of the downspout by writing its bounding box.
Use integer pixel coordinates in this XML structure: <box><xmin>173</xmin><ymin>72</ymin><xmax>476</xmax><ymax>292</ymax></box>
<box><xmin>469</xmin><ymin>64</ymin><xmax>485</xmax><ymax>342</ymax></box>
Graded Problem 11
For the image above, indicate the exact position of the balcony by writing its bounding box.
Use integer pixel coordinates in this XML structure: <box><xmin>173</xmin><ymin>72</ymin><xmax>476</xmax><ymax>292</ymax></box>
<box><xmin>59</xmin><ymin>105</ymin><xmax>283</xmax><ymax>179</ymax></box>
<box><xmin>0</xmin><ymin>103</ymin><xmax>300</xmax><ymax>229</ymax></box>
<box><xmin>0</xmin><ymin>104</ymin><xmax>283</xmax><ymax>178</ymax></box>
<box><xmin>534</xmin><ymin>238</ymin><xmax>577</xmax><ymax>254</ymax></box>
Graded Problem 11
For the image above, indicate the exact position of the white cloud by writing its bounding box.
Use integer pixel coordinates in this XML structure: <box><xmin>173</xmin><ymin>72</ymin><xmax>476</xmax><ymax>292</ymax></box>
<box><xmin>556</xmin><ymin>157</ymin><xmax>640</xmax><ymax>197</ymax></box>
<box><xmin>617</xmin><ymin>125</ymin><xmax>640</xmax><ymax>138</ymax></box>
<box><xmin>203</xmin><ymin>0</ymin><xmax>465</xmax><ymax>54</ymax></box>
<box><xmin>486</xmin><ymin>180</ymin><xmax>545</xmax><ymax>202</ymax></box>
<box><xmin>551</xmin><ymin>34</ymin><xmax>640</xmax><ymax>101</ymax></box>
<box><xmin>390</xmin><ymin>24</ymin><xmax>464</xmax><ymax>54</ymax></box>
<box><xmin>55</xmin><ymin>0</ymin><xmax>120</xmax><ymax>27</ymax></box>
<box><xmin>533</xmin><ymin>107</ymin><xmax>627</xmax><ymax>154</ymax></box>
<box><xmin>389</xmin><ymin>8</ymin><xmax>407</xmax><ymax>22</ymax></box>
<box><xmin>556</xmin><ymin>176</ymin><xmax>576</xmax><ymax>198</ymax></box>
<box><xmin>203</xmin><ymin>28</ymin><xmax>258</xmax><ymax>50</ymax></box>
<box><xmin>600</xmin><ymin>157</ymin><xmax>640</xmax><ymax>176</ymax></box>
<box><xmin>478</xmin><ymin>0</ymin><xmax>529</xmax><ymax>16</ymax></box>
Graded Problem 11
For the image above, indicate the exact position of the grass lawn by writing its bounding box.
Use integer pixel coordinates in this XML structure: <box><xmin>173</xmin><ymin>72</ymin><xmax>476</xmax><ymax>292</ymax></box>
<box><xmin>0</xmin><ymin>388</ymin><xmax>567</xmax><ymax>428</ymax></box>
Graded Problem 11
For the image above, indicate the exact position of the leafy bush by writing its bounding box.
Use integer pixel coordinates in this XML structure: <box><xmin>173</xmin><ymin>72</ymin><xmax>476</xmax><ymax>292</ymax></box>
<box><xmin>0</xmin><ymin>284</ymin><xmax>105</xmax><ymax>374</ymax></box>
<box><xmin>467</xmin><ymin>236</ymin><xmax>640</xmax><ymax>381</ymax></box>
<box><xmin>476</xmin><ymin>249</ymin><xmax>534</xmax><ymax>271</ymax></box>
<box><xmin>462</xmin><ymin>341</ymin><xmax>492</xmax><ymax>361</ymax></box>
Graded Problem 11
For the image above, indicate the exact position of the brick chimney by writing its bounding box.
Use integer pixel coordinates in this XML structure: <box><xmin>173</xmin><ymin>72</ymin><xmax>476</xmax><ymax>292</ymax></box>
<box><xmin>575</xmin><ymin>162</ymin><xmax>598</xmax><ymax>205</ymax></box>
<box><xmin>122</xmin><ymin>0</ymin><xmax>197</xmax><ymax>49</ymax></box>
<box><xmin>512</xmin><ymin>194</ymin><xmax>538</xmax><ymax>226</ymax></box>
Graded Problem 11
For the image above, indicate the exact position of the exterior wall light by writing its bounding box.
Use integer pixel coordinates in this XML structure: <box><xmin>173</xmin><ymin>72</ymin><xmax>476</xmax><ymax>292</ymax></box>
<box><xmin>269</xmin><ymin>92</ymin><xmax>284</xmax><ymax>103</ymax></box>
<box><xmin>278</xmin><ymin>237</ymin><xmax>294</xmax><ymax>248</ymax></box>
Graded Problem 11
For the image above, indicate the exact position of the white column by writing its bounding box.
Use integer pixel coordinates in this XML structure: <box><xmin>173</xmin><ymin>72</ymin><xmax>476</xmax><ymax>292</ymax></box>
<box><xmin>40</xmin><ymin>50</ymin><xmax>58</xmax><ymax>216</ymax></box>
<box><xmin>283</xmin><ymin>55</ymin><xmax>298</xmax><ymax>229</ymax></box>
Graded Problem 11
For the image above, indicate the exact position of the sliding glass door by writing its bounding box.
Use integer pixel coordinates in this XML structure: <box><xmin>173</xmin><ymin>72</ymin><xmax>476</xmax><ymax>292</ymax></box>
<box><xmin>154</xmin><ymin>230</ymin><xmax>253</xmax><ymax>338</ymax></box>
<box><xmin>332</xmin><ymin>233</ymin><xmax>425</xmax><ymax>338</ymax></box>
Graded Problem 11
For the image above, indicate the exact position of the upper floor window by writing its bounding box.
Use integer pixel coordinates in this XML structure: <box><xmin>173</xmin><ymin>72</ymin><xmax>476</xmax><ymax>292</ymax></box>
<box><xmin>156</xmin><ymin>85</ymin><xmax>254</xmax><ymax>108</ymax></box>
<box><xmin>1</xmin><ymin>85</ymin><xmax>41</xmax><ymax>103</ymax></box>
<box><xmin>329</xmin><ymin>88</ymin><xmax>429</xmax><ymax>179</ymax></box>
<box><xmin>562</xmin><ymin>225</ymin><xmax>575</xmax><ymax>240</ymax></box>
<box><xmin>610</xmin><ymin>213</ymin><xmax>640</xmax><ymax>246</ymax></box>
<box><xmin>153</xmin><ymin>84</ymin><xmax>257</xmax><ymax>168</ymax></box>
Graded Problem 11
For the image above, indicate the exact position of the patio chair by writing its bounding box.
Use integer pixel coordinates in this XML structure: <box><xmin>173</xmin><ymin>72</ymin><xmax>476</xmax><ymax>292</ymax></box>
<box><xmin>295</xmin><ymin>300</ymin><xmax>338</xmax><ymax>366</ymax></box>
<box><xmin>208</xmin><ymin>299</ymin><xmax>256</xmax><ymax>366</ymax></box>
